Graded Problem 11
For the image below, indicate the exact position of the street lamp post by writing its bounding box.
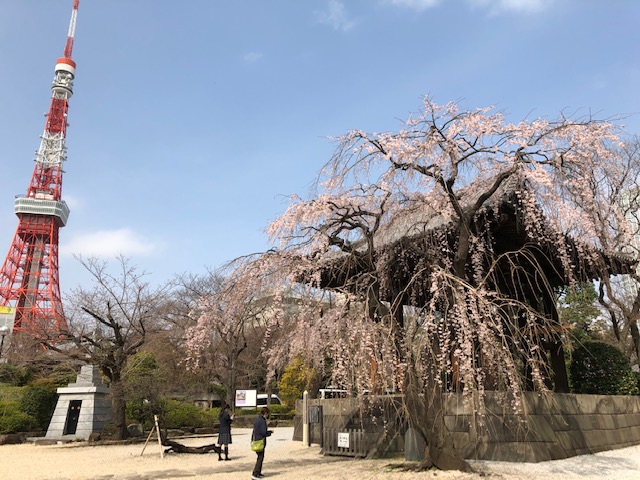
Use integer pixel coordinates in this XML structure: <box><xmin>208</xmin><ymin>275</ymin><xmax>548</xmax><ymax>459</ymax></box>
<box><xmin>0</xmin><ymin>325</ymin><xmax>9</xmax><ymax>362</ymax></box>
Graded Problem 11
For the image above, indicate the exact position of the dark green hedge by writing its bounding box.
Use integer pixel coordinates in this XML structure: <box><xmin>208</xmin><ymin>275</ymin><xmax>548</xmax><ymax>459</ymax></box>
<box><xmin>570</xmin><ymin>342</ymin><xmax>639</xmax><ymax>395</ymax></box>
<box><xmin>0</xmin><ymin>401</ymin><xmax>39</xmax><ymax>433</ymax></box>
<box><xmin>19</xmin><ymin>384</ymin><xmax>58</xmax><ymax>430</ymax></box>
<box><xmin>0</xmin><ymin>364</ymin><xmax>32</xmax><ymax>386</ymax></box>
<box><xmin>234</xmin><ymin>404</ymin><xmax>295</xmax><ymax>418</ymax></box>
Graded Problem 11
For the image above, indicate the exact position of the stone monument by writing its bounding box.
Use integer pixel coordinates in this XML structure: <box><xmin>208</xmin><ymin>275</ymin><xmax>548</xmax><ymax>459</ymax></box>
<box><xmin>46</xmin><ymin>364</ymin><xmax>111</xmax><ymax>440</ymax></box>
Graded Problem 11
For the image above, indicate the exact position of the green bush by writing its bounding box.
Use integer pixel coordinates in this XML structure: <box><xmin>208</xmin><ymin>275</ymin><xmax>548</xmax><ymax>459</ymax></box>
<box><xmin>124</xmin><ymin>353</ymin><xmax>169</xmax><ymax>429</ymax></box>
<box><xmin>0</xmin><ymin>401</ymin><xmax>39</xmax><ymax>433</ymax></box>
<box><xmin>40</xmin><ymin>364</ymin><xmax>78</xmax><ymax>387</ymax></box>
<box><xmin>20</xmin><ymin>383</ymin><xmax>58</xmax><ymax>430</ymax></box>
<box><xmin>265</xmin><ymin>404</ymin><xmax>295</xmax><ymax>417</ymax></box>
<box><xmin>233</xmin><ymin>407</ymin><xmax>256</xmax><ymax>416</ymax></box>
<box><xmin>570</xmin><ymin>342</ymin><xmax>639</xmax><ymax>395</ymax></box>
<box><xmin>0</xmin><ymin>383</ymin><xmax>24</xmax><ymax>402</ymax></box>
<box><xmin>0</xmin><ymin>364</ymin><xmax>32</xmax><ymax>386</ymax></box>
<box><xmin>125</xmin><ymin>353</ymin><xmax>166</xmax><ymax>402</ymax></box>
<box><xmin>127</xmin><ymin>398</ymin><xmax>223</xmax><ymax>430</ymax></box>
<box><xmin>161</xmin><ymin>399</ymin><xmax>217</xmax><ymax>429</ymax></box>
<box><xmin>125</xmin><ymin>398</ymin><xmax>155</xmax><ymax>429</ymax></box>
<box><xmin>278</xmin><ymin>356</ymin><xmax>317</xmax><ymax>407</ymax></box>
<box><xmin>234</xmin><ymin>404</ymin><xmax>295</xmax><ymax>419</ymax></box>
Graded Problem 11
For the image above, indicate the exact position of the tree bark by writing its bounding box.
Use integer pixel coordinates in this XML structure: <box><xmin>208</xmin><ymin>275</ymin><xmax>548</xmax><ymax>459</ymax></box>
<box><xmin>544</xmin><ymin>293</ymin><xmax>569</xmax><ymax>393</ymax></box>
<box><xmin>424</xmin><ymin>393</ymin><xmax>472</xmax><ymax>472</ymax></box>
<box><xmin>404</xmin><ymin>360</ymin><xmax>471</xmax><ymax>472</ymax></box>
<box><xmin>548</xmin><ymin>342</ymin><xmax>569</xmax><ymax>393</ymax></box>
<box><xmin>161</xmin><ymin>433</ymin><xmax>221</xmax><ymax>454</ymax></box>
<box><xmin>630</xmin><ymin>321</ymin><xmax>640</xmax><ymax>365</ymax></box>
<box><xmin>109</xmin><ymin>378</ymin><xmax>129</xmax><ymax>440</ymax></box>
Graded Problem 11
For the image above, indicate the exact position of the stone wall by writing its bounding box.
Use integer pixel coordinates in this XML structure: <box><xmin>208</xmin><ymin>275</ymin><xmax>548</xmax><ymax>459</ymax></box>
<box><xmin>295</xmin><ymin>392</ymin><xmax>640</xmax><ymax>462</ymax></box>
<box><xmin>446</xmin><ymin>392</ymin><xmax>640</xmax><ymax>462</ymax></box>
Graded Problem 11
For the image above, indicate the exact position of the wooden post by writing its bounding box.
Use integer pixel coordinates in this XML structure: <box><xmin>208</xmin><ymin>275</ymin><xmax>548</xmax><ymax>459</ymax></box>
<box><xmin>302</xmin><ymin>390</ymin><xmax>309</xmax><ymax>446</ymax></box>
<box><xmin>154</xmin><ymin>415</ymin><xmax>164</xmax><ymax>459</ymax></box>
<box><xmin>140</xmin><ymin>425</ymin><xmax>155</xmax><ymax>456</ymax></box>
<box><xmin>140</xmin><ymin>415</ymin><xmax>164</xmax><ymax>459</ymax></box>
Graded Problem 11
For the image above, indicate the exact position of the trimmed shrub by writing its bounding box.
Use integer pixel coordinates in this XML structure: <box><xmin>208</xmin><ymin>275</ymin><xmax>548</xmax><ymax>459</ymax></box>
<box><xmin>0</xmin><ymin>401</ymin><xmax>39</xmax><ymax>433</ymax></box>
<box><xmin>570</xmin><ymin>342</ymin><xmax>639</xmax><ymax>395</ymax></box>
<box><xmin>0</xmin><ymin>384</ymin><xmax>24</xmax><ymax>403</ymax></box>
<box><xmin>235</xmin><ymin>404</ymin><xmax>294</xmax><ymax>419</ymax></box>
<box><xmin>0</xmin><ymin>365</ymin><xmax>32</xmax><ymax>386</ymax></box>
<box><xmin>126</xmin><ymin>398</ymin><xmax>156</xmax><ymax>430</ymax></box>
<box><xmin>161</xmin><ymin>399</ymin><xmax>217</xmax><ymax>429</ymax></box>
<box><xmin>19</xmin><ymin>384</ymin><xmax>58</xmax><ymax>430</ymax></box>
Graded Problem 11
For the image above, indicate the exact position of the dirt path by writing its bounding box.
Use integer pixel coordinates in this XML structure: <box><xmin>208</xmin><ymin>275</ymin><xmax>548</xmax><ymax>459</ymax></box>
<box><xmin>1</xmin><ymin>427</ymin><xmax>639</xmax><ymax>480</ymax></box>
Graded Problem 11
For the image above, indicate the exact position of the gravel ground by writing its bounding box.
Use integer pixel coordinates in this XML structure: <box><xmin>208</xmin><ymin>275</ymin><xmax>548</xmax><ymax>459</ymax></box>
<box><xmin>1</xmin><ymin>427</ymin><xmax>639</xmax><ymax>480</ymax></box>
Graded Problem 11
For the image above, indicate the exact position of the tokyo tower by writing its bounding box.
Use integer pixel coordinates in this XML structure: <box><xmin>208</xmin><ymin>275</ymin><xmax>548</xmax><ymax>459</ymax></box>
<box><xmin>0</xmin><ymin>1</ymin><xmax>80</xmax><ymax>335</ymax></box>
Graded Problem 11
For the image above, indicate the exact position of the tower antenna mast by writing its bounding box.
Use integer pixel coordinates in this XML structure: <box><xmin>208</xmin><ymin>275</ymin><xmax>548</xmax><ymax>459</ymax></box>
<box><xmin>0</xmin><ymin>0</ymin><xmax>81</xmax><ymax>335</ymax></box>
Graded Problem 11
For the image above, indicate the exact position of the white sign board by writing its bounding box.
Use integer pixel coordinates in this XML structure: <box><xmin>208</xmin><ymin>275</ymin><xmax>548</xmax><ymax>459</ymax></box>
<box><xmin>337</xmin><ymin>432</ymin><xmax>350</xmax><ymax>449</ymax></box>
<box><xmin>0</xmin><ymin>306</ymin><xmax>15</xmax><ymax>332</ymax></box>
<box><xmin>235</xmin><ymin>389</ymin><xmax>257</xmax><ymax>408</ymax></box>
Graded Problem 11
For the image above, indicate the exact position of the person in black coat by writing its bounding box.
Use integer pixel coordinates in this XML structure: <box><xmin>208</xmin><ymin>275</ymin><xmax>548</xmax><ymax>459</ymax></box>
<box><xmin>217</xmin><ymin>404</ymin><xmax>234</xmax><ymax>461</ymax></box>
<box><xmin>251</xmin><ymin>407</ymin><xmax>273</xmax><ymax>479</ymax></box>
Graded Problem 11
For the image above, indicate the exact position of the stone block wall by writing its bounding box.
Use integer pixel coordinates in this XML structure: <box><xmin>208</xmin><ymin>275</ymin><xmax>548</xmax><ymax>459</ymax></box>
<box><xmin>45</xmin><ymin>365</ymin><xmax>111</xmax><ymax>440</ymax></box>
<box><xmin>295</xmin><ymin>392</ymin><xmax>640</xmax><ymax>462</ymax></box>
<box><xmin>446</xmin><ymin>392</ymin><xmax>640</xmax><ymax>462</ymax></box>
<box><xmin>46</xmin><ymin>390</ymin><xmax>111</xmax><ymax>439</ymax></box>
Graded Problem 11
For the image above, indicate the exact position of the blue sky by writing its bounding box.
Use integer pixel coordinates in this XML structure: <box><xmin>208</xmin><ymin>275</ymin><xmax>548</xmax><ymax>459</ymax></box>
<box><xmin>0</xmin><ymin>0</ymin><xmax>638</xmax><ymax>293</ymax></box>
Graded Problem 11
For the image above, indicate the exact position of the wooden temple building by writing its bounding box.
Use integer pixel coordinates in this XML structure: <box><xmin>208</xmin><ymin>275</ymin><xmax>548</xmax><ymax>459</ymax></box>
<box><xmin>312</xmin><ymin>178</ymin><xmax>635</xmax><ymax>393</ymax></box>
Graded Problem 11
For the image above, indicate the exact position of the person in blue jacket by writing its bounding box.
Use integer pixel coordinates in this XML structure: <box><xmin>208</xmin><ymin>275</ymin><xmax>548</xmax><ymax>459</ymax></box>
<box><xmin>251</xmin><ymin>407</ymin><xmax>273</xmax><ymax>479</ymax></box>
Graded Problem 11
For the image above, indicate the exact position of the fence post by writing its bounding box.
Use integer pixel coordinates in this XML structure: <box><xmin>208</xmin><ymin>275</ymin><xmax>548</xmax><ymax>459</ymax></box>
<box><xmin>319</xmin><ymin>405</ymin><xmax>324</xmax><ymax>448</ymax></box>
<box><xmin>302</xmin><ymin>390</ymin><xmax>309</xmax><ymax>446</ymax></box>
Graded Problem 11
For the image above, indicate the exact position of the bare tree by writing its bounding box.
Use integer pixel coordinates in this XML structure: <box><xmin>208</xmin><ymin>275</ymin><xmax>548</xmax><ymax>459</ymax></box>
<box><xmin>590</xmin><ymin>138</ymin><xmax>640</xmax><ymax>365</ymax></box>
<box><xmin>43</xmin><ymin>255</ymin><xmax>171</xmax><ymax>439</ymax></box>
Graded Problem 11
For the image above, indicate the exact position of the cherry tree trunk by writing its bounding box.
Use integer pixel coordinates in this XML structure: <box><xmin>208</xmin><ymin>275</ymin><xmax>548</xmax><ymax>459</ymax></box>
<box><xmin>423</xmin><ymin>394</ymin><xmax>471</xmax><ymax>472</ymax></box>
<box><xmin>404</xmin><ymin>358</ymin><xmax>471</xmax><ymax>472</ymax></box>
<box><xmin>630</xmin><ymin>322</ymin><xmax>640</xmax><ymax>365</ymax></box>
<box><xmin>110</xmin><ymin>379</ymin><xmax>128</xmax><ymax>440</ymax></box>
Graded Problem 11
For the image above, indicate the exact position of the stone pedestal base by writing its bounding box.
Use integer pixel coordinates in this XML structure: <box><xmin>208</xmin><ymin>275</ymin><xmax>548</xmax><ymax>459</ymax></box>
<box><xmin>45</xmin><ymin>365</ymin><xmax>111</xmax><ymax>440</ymax></box>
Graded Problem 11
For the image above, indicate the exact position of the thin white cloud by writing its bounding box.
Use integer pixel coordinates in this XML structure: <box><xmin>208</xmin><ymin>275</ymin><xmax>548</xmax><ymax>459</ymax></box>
<box><xmin>61</xmin><ymin>193</ymin><xmax>83</xmax><ymax>211</ymax></box>
<box><xmin>315</xmin><ymin>0</ymin><xmax>357</xmax><ymax>32</ymax></box>
<box><xmin>243</xmin><ymin>52</ymin><xmax>264</xmax><ymax>63</ymax></box>
<box><xmin>62</xmin><ymin>228</ymin><xmax>161</xmax><ymax>258</ymax></box>
<box><xmin>384</xmin><ymin>0</ymin><xmax>554</xmax><ymax>14</ymax></box>
<box><xmin>384</xmin><ymin>0</ymin><xmax>442</xmax><ymax>11</ymax></box>
<box><xmin>468</xmin><ymin>0</ymin><xmax>554</xmax><ymax>14</ymax></box>
<box><xmin>593</xmin><ymin>78</ymin><xmax>607</xmax><ymax>91</ymax></box>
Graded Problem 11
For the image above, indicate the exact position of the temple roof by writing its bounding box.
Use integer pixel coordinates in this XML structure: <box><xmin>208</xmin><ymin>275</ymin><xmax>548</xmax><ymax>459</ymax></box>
<box><xmin>313</xmin><ymin>178</ymin><xmax>636</xmax><ymax>306</ymax></box>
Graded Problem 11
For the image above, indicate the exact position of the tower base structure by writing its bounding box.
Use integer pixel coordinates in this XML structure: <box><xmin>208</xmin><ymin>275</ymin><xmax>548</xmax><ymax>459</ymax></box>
<box><xmin>46</xmin><ymin>365</ymin><xmax>111</xmax><ymax>440</ymax></box>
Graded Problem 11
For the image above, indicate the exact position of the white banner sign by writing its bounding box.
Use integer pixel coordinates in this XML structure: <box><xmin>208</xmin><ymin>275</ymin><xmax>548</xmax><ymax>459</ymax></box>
<box><xmin>235</xmin><ymin>389</ymin><xmax>257</xmax><ymax>408</ymax></box>
<box><xmin>337</xmin><ymin>432</ymin><xmax>349</xmax><ymax>448</ymax></box>
<box><xmin>0</xmin><ymin>306</ymin><xmax>15</xmax><ymax>332</ymax></box>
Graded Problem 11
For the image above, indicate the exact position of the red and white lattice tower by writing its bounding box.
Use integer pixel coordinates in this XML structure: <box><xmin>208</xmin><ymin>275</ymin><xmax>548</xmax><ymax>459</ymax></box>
<box><xmin>0</xmin><ymin>1</ymin><xmax>80</xmax><ymax>335</ymax></box>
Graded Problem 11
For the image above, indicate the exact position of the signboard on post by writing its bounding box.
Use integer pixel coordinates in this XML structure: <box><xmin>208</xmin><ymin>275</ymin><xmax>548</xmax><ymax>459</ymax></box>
<box><xmin>0</xmin><ymin>306</ymin><xmax>16</xmax><ymax>332</ymax></box>
<box><xmin>235</xmin><ymin>389</ymin><xmax>257</xmax><ymax>408</ymax></box>
<box><xmin>0</xmin><ymin>306</ymin><xmax>15</xmax><ymax>362</ymax></box>
<box><xmin>337</xmin><ymin>432</ymin><xmax>350</xmax><ymax>449</ymax></box>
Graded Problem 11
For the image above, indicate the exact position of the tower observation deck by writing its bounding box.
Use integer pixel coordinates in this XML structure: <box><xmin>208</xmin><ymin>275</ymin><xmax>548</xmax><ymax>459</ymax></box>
<box><xmin>0</xmin><ymin>0</ymin><xmax>80</xmax><ymax>335</ymax></box>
